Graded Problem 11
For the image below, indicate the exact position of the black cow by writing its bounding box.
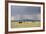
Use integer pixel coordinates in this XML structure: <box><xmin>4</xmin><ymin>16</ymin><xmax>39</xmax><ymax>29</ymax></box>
<box><xmin>19</xmin><ymin>21</ymin><xmax>22</xmax><ymax>24</ymax></box>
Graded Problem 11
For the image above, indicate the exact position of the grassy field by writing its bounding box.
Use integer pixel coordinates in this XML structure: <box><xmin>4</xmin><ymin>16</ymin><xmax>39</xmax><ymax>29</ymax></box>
<box><xmin>11</xmin><ymin>21</ymin><xmax>41</xmax><ymax>28</ymax></box>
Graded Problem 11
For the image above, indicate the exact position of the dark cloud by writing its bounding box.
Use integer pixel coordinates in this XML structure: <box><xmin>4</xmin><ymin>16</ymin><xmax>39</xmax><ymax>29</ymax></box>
<box><xmin>11</xmin><ymin>6</ymin><xmax>41</xmax><ymax>20</ymax></box>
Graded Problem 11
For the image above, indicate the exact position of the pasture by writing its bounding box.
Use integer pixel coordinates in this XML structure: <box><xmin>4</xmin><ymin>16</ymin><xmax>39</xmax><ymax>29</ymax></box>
<box><xmin>11</xmin><ymin>21</ymin><xmax>40</xmax><ymax>28</ymax></box>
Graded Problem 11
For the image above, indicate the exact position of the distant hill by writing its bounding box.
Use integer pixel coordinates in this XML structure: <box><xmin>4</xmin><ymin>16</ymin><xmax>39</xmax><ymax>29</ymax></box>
<box><xmin>11</xmin><ymin>19</ymin><xmax>40</xmax><ymax>22</ymax></box>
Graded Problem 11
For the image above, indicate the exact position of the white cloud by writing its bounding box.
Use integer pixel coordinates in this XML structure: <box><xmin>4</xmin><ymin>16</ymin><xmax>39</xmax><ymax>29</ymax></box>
<box><xmin>12</xmin><ymin>14</ymin><xmax>41</xmax><ymax>20</ymax></box>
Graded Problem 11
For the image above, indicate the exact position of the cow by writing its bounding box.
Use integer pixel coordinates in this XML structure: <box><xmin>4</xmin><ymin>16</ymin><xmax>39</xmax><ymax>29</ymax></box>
<box><xmin>19</xmin><ymin>21</ymin><xmax>22</xmax><ymax>24</ymax></box>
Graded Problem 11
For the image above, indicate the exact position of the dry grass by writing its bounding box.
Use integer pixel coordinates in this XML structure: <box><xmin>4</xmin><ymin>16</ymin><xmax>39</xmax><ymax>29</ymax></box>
<box><xmin>11</xmin><ymin>21</ymin><xmax>40</xmax><ymax>28</ymax></box>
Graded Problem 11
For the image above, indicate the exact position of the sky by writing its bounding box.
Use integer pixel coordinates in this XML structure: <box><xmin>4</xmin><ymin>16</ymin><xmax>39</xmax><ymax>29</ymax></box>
<box><xmin>11</xmin><ymin>6</ymin><xmax>41</xmax><ymax>20</ymax></box>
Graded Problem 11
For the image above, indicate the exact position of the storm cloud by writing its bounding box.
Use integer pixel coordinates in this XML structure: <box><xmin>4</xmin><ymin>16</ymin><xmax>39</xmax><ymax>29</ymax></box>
<box><xmin>11</xmin><ymin>6</ymin><xmax>41</xmax><ymax>20</ymax></box>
